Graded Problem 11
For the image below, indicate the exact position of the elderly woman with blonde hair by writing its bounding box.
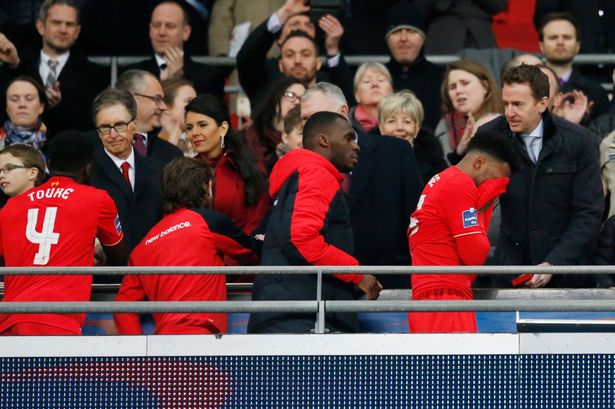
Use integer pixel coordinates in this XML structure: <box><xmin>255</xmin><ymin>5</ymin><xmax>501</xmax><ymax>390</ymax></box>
<box><xmin>379</xmin><ymin>90</ymin><xmax>447</xmax><ymax>184</ymax></box>
<box><xmin>349</xmin><ymin>62</ymin><xmax>394</xmax><ymax>132</ymax></box>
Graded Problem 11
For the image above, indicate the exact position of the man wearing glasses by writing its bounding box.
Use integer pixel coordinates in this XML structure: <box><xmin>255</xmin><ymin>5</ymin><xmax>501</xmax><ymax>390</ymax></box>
<box><xmin>89</xmin><ymin>87</ymin><xmax>164</xmax><ymax>254</ymax></box>
<box><xmin>115</xmin><ymin>69</ymin><xmax>183</xmax><ymax>164</ymax></box>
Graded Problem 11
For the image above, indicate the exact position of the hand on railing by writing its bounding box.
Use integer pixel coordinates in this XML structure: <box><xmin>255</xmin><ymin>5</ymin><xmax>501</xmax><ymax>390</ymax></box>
<box><xmin>356</xmin><ymin>274</ymin><xmax>383</xmax><ymax>300</ymax></box>
<box><xmin>525</xmin><ymin>262</ymin><xmax>553</xmax><ymax>288</ymax></box>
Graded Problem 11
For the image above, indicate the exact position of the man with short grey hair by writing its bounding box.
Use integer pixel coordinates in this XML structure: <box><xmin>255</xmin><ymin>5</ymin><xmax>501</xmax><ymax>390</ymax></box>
<box><xmin>301</xmin><ymin>82</ymin><xmax>423</xmax><ymax>289</ymax></box>
<box><xmin>116</xmin><ymin>69</ymin><xmax>182</xmax><ymax>164</ymax></box>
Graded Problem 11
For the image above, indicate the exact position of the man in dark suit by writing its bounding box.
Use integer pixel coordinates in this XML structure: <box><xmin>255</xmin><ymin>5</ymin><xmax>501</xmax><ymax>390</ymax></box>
<box><xmin>481</xmin><ymin>64</ymin><xmax>603</xmax><ymax>288</ymax></box>
<box><xmin>534</xmin><ymin>0</ymin><xmax>615</xmax><ymax>54</ymax></box>
<box><xmin>121</xmin><ymin>1</ymin><xmax>226</xmax><ymax>99</ymax></box>
<box><xmin>539</xmin><ymin>12</ymin><xmax>610</xmax><ymax>122</ymax></box>
<box><xmin>90</xmin><ymin>87</ymin><xmax>164</xmax><ymax>253</ymax></box>
<box><xmin>115</xmin><ymin>69</ymin><xmax>182</xmax><ymax>164</ymax></box>
<box><xmin>300</xmin><ymin>82</ymin><xmax>423</xmax><ymax>288</ymax></box>
<box><xmin>0</xmin><ymin>0</ymin><xmax>107</xmax><ymax>138</ymax></box>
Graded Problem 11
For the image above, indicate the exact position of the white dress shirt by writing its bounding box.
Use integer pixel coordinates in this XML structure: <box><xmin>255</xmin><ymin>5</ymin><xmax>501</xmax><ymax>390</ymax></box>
<box><xmin>39</xmin><ymin>50</ymin><xmax>70</xmax><ymax>84</ymax></box>
<box><xmin>105</xmin><ymin>147</ymin><xmax>136</xmax><ymax>189</ymax></box>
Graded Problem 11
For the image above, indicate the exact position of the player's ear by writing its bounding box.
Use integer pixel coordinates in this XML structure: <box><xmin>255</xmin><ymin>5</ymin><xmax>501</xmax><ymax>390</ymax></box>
<box><xmin>473</xmin><ymin>155</ymin><xmax>486</xmax><ymax>171</ymax></box>
<box><xmin>317</xmin><ymin>133</ymin><xmax>329</xmax><ymax>148</ymax></box>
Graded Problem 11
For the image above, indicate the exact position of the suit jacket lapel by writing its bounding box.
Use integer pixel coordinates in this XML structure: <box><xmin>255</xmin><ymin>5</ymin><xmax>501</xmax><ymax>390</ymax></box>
<box><xmin>348</xmin><ymin>132</ymin><xmax>377</xmax><ymax>208</ymax></box>
<box><xmin>133</xmin><ymin>154</ymin><xmax>148</xmax><ymax>199</ymax></box>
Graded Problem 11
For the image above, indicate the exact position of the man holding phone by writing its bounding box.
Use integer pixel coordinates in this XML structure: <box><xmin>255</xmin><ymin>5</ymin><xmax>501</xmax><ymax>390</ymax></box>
<box><xmin>236</xmin><ymin>0</ymin><xmax>354</xmax><ymax>107</ymax></box>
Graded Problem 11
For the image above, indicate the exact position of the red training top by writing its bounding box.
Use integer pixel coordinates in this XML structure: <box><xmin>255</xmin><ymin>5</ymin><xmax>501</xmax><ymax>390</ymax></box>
<box><xmin>114</xmin><ymin>207</ymin><xmax>260</xmax><ymax>335</ymax></box>
<box><xmin>408</xmin><ymin>167</ymin><xmax>491</xmax><ymax>296</ymax></box>
<box><xmin>0</xmin><ymin>176</ymin><xmax>123</xmax><ymax>334</ymax></box>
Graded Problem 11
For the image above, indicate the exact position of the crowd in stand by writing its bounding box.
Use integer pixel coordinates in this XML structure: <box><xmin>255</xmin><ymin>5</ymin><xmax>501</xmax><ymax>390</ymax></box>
<box><xmin>0</xmin><ymin>0</ymin><xmax>614</xmax><ymax>335</ymax></box>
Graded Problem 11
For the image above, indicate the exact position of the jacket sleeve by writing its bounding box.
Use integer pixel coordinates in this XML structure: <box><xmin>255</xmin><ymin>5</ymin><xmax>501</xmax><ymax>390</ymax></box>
<box><xmin>443</xmin><ymin>176</ymin><xmax>491</xmax><ymax>265</ymax></box>
<box><xmin>113</xmin><ymin>274</ymin><xmax>146</xmax><ymax>335</ymax></box>
<box><xmin>544</xmin><ymin>132</ymin><xmax>604</xmax><ymax>265</ymax></box>
<box><xmin>401</xmin><ymin>138</ymin><xmax>424</xmax><ymax>208</ymax></box>
<box><xmin>200</xmin><ymin>209</ymin><xmax>262</xmax><ymax>266</ymax></box>
<box><xmin>236</xmin><ymin>17</ymin><xmax>276</xmax><ymax>100</ymax></box>
<box><xmin>475</xmin><ymin>177</ymin><xmax>508</xmax><ymax>233</ymax></box>
<box><xmin>286</xmin><ymin>168</ymin><xmax>362</xmax><ymax>284</ymax></box>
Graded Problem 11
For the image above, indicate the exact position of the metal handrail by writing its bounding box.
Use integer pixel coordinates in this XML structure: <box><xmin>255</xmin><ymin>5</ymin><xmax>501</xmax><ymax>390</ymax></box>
<box><xmin>0</xmin><ymin>300</ymin><xmax>317</xmax><ymax>314</ymax></box>
<box><xmin>2</xmin><ymin>265</ymin><xmax>614</xmax><ymax>334</ymax></box>
<box><xmin>0</xmin><ymin>265</ymin><xmax>613</xmax><ymax>275</ymax></box>
<box><xmin>88</xmin><ymin>54</ymin><xmax>615</xmax><ymax>67</ymax></box>
<box><xmin>2</xmin><ymin>299</ymin><xmax>615</xmax><ymax>314</ymax></box>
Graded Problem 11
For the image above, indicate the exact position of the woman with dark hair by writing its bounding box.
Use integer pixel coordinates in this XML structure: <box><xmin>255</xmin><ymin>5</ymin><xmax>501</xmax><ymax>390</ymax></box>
<box><xmin>243</xmin><ymin>77</ymin><xmax>306</xmax><ymax>172</ymax></box>
<box><xmin>185</xmin><ymin>94</ymin><xmax>269</xmax><ymax>236</ymax></box>
<box><xmin>0</xmin><ymin>75</ymin><xmax>47</xmax><ymax>151</ymax></box>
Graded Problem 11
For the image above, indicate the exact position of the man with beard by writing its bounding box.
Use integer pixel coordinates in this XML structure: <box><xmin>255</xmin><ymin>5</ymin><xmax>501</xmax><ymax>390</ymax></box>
<box><xmin>539</xmin><ymin>12</ymin><xmax>609</xmax><ymax>122</ymax></box>
<box><xmin>236</xmin><ymin>0</ymin><xmax>354</xmax><ymax>107</ymax></box>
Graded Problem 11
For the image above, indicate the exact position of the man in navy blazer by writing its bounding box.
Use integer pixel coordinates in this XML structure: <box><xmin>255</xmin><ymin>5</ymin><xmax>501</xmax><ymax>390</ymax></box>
<box><xmin>301</xmin><ymin>82</ymin><xmax>423</xmax><ymax>288</ymax></box>
<box><xmin>89</xmin><ymin>87</ymin><xmax>164</xmax><ymax>254</ymax></box>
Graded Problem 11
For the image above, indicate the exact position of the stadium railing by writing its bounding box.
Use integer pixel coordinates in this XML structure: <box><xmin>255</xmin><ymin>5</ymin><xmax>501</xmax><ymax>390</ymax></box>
<box><xmin>1</xmin><ymin>265</ymin><xmax>614</xmax><ymax>334</ymax></box>
<box><xmin>87</xmin><ymin>54</ymin><xmax>615</xmax><ymax>92</ymax></box>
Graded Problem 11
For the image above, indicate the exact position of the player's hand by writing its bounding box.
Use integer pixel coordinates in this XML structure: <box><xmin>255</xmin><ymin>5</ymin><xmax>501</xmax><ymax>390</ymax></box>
<box><xmin>161</xmin><ymin>46</ymin><xmax>184</xmax><ymax>80</ymax></box>
<box><xmin>277</xmin><ymin>0</ymin><xmax>310</xmax><ymax>24</ymax></box>
<box><xmin>524</xmin><ymin>262</ymin><xmax>552</xmax><ymax>288</ymax></box>
<box><xmin>46</xmin><ymin>81</ymin><xmax>62</xmax><ymax>108</ymax></box>
<box><xmin>0</xmin><ymin>33</ymin><xmax>19</xmax><ymax>68</ymax></box>
<box><xmin>356</xmin><ymin>274</ymin><xmax>383</xmax><ymax>300</ymax></box>
<box><xmin>319</xmin><ymin>14</ymin><xmax>343</xmax><ymax>56</ymax></box>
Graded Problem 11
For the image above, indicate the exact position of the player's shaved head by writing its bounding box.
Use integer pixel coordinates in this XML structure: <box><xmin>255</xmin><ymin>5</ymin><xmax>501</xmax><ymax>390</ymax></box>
<box><xmin>302</xmin><ymin>111</ymin><xmax>359</xmax><ymax>172</ymax></box>
<box><xmin>467</xmin><ymin>130</ymin><xmax>520</xmax><ymax>173</ymax></box>
<box><xmin>47</xmin><ymin>130</ymin><xmax>94</xmax><ymax>175</ymax></box>
<box><xmin>302</xmin><ymin>111</ymin><xmax>349</xmax><ymax>149</ymax></box>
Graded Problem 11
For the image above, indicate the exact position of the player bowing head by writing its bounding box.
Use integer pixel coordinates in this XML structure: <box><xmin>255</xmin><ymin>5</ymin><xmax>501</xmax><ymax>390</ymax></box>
<box><xmin>458</xmin><ymin>130</ymin><xmax>520</xmax><ymax>187</ymax></box>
